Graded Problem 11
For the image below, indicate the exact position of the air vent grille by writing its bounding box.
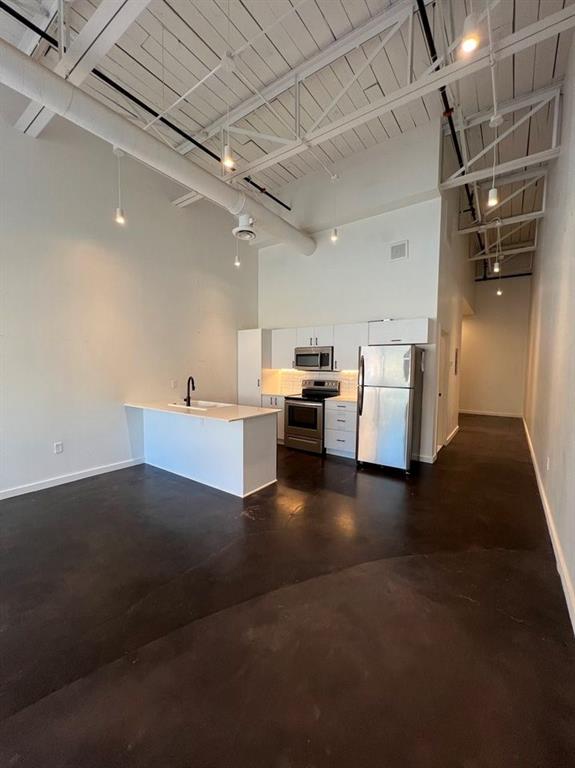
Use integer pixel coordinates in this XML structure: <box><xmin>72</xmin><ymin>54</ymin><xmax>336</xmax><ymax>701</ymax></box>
<box><xmin>389</xmin><ymin>240</ymin><xmax>408</xmax><ymax>261</ymax></box>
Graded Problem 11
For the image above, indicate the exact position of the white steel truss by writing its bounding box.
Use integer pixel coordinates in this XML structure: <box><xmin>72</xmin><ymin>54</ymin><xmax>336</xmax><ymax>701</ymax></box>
<box><xmin>15</xmin><ymin>0</ymin><xmax>151</xmax><ymax>137</ymax></box>
<box><xmin>172</xmin><ymin>4</ymin><xmax>575</xmax><ymax>208</ymax></box>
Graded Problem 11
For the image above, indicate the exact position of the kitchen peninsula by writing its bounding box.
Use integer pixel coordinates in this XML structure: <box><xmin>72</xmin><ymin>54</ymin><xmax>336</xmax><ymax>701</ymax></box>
<box><xmin>125</xmin><ymin>401</ymin><xmax>280</xmax><ymax>497</ymax></box>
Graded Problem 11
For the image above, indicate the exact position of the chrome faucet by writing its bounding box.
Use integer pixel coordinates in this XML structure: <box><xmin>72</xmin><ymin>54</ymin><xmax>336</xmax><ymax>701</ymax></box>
<box><xmin>184</xmin><ymin>376</ymin><xmax>196</xmax><ymax>406</ymax></box>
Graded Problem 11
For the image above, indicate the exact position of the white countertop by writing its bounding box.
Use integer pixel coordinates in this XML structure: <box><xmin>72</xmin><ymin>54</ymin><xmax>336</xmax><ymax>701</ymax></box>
<box><xmin>125</xmin><ymin>401</ymin><xmax>280</xmax><ymax>422</ymax></box>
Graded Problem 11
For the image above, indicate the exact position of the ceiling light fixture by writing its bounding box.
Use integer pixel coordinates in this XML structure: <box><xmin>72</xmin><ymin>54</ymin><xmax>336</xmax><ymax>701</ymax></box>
<box><xmin>460</xmin><ymin>13</ymin><xmax>480</xmax><ymax>54</ymax></box>
<box><xmin>222</xmin><ymin>143</ymin><xmax>236</xmax><ymax>172</ymax></box>
<box><xmin>497</xmin><ymin>288</ymin><xmax>503</xmax><ymax>296</ymax></box>
<box><xmin>487</xmin><ymin>186</ymin><xmax>498</xmax><ymax>207</ymax></box>
<box><xmin>221</xmin><ymin>0</ymin><xmax>236</xmax><ymax>175</ymax></box>
<box><xmin>493</xmin><ymin>259</ymin><xmax>500</xmax><ymax>273</ymax></box>
<box><xmin>232</xmin><ymin>213</ymin><xmax>256</xmax><ymax>241</ymax></box>
<box><xmin>330</xmin><ymin>172</ymin><xmax>340</xmax><ymax>244</ymax></box>
<box><xmin>113</xmin><ymin>146</ymin><xmax>126</xmax><ymax>225</ymax></box>
<box><xmin>330</xmin><ymin>227</ymin><xmax>339</xmax><ymax>243</ymax></box>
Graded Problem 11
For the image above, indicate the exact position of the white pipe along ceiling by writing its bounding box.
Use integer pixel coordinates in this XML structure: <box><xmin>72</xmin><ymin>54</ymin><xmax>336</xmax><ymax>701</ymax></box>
<box><xmin>0</xmin><ymin>38</ymin><xmax>316</xmax><ymax>256</ymax></box>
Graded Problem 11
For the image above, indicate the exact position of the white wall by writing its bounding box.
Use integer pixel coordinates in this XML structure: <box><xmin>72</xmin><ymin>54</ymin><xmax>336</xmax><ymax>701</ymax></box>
<box><xmin>0</xmin><ymin>100</ymin><xmax>257</xmax><ymax>497</ymax></box>
<box><xmin>524</xmin><ymin>41</ymin><xmax>575</xmax><ymax>631</ymax></box>
<box><xmin>267</xmin><ymin>121</ymin><xmax>441</xmax><ymax>237</ymax></box>
<box><xmin>460</xmin><ymin>277</ymin><xmax>532</xmax><ymax>418</ymax></box>
<box><xmin>436</xmin><ymin>189</ymin><xmax>475</xmax><ymax>445</ymax></box>
<box><xmin>259</xmin><ymin>195</ymin><xmax>442</xmax><ymax>462</ymax></box>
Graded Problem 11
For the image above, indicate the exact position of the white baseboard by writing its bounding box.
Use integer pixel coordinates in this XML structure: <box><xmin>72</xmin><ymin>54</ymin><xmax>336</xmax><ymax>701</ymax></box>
<box><xmin>445</xmin><ymin>425</ymin><xmax>460</xmax><ymax>445</ymax></box>
<box><xmin>417</xmin><ymin>453</ymin><xmax>437</xmax><ymax>464</ymax></box>
<box><xmin>0</xmin><ymin>458</ymin><xmax>145</xmax><ymax>501</ymax></box>
<box><xmin>523</xmin><ymin>419</ymin><xmax>575</xmax><ymax>636</ymax></box>
<box><xmin>459</xmin><ymin>409</ymin><xmax>522</xmax><ymax>418</ymax></box>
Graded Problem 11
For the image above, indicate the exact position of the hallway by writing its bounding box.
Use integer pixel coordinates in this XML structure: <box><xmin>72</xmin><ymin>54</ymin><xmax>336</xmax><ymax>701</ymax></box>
<box><xmin>1</xmin><ymin>416</ymin><xmax>574</xmax><ymax>766</ymax></box>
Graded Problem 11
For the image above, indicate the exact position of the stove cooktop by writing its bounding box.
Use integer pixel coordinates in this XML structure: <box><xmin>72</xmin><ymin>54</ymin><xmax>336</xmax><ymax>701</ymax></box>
<box><xmin>285</xmin><ymin>379</ymin><xmax>340</xmax><ymax>402</ymax></box>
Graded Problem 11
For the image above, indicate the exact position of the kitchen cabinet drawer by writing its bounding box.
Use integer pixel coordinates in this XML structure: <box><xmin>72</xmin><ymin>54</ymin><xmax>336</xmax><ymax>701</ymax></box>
<box><xmin>325</xmin><ymin>399</ymin><xmax>357</xmax><ymax>413</ymax></box>
<box><xmin>368</xmin><ymin>318</ymin><xmax>430</xmax><ymax>345</ymax></box>
<box><xmin>325</xmin><ymin>410</ymin><xmax>356</xmax><ymax>433</ymax></box>
<box><xmin>325</xmin><ymin>429</ymin><xmax>356</xmax><ymax>453</ymax></box>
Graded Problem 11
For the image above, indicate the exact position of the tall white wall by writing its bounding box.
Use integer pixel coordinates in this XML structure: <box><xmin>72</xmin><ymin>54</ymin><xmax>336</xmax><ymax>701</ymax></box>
<box><xmin>259</xmin><ymin>196</ymin><xmax>442</xmax><ymax>462</ymax></box>
<box><xmin>0</xmin><ymin>101</ymin><xmax>257</xmax><ymax>497</ymax></box>
<box><xmin>460</xmin><ymin>276</ymin><xmax>532</xmax><ymax>418</ymax></box>
<box><xmin>437</xmin><ymin>189</ymin><xmax>475</xmax><ymax>445</ymax></box>
<box><xmin>524</xmin><ymin>42</ymin><xmax>575</xmax><ymax>630</ymax></box>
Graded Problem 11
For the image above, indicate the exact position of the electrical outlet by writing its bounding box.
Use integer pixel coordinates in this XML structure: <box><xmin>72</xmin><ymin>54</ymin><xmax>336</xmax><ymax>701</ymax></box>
<box><xmin>53</xmin><ymin>441</ymin><xmax>63</xmax><ymax>455</ymax></box>
<box><xmin>546</xmin><ymin>456</ymin><xmax>550</xmax><ymax>472</ymax></box>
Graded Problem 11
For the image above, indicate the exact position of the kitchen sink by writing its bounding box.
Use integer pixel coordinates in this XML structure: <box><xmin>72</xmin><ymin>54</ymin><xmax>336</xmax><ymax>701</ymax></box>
<box><xmin>170</xmin><ymin>400</ymin><xmax>230</xmax><ymax>411</ymax></box>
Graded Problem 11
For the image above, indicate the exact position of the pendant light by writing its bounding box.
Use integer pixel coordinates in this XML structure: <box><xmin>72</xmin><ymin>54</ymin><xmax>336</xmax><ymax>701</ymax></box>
<box><xmin>486</xmin><ymin>1</ymin><xmax>499</xmax><ymax>207</ymax></box>
<box><xmin>460</xmin><ymin>12</ymin><xmax>480</xmax><ymax>54</ymax></box>
<box><xmin>113</xmin><ymin>147</ymin><xmax>126</xmax><ymax>225</ymax></box>
<box><xmin>497</xmin><ymin>287</ymin><xmax>503</xmax><ymax>296</ymax></box>
<box><xmin>330</xmin><ymin>172</ymin><xmax>340</xmax><ymax>244</ymax></box>
<box><xmin>221</xmin><ymin>0</ymin><xmax>236</xmax><ymax>175</ymax></box>
<box><xmin>234</xmin><ymin>236</ymin><xmax>241</xmax><ymax>268</ymax></box>
<box><xmin>493</xmin><ymin>259</ymin><xmax>500</xmax><ymax>273</ymax></box>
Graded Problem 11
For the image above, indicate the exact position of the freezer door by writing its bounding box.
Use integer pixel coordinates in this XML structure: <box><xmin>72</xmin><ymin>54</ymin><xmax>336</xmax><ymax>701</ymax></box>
<box><xmin>357</xmin><ymin>386</ymin><xmax>413</xmax><ymax>469</ymax></box>
<box><xmin>360</xmin><ymin>344</ymin><xmax>414</xmax><ymax>387</ymax></box>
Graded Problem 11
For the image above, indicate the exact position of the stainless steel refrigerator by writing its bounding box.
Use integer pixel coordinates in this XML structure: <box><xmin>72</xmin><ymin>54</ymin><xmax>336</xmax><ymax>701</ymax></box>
<box><xmin>356</xmin><ymin>344</ymin><xmax>424</xmax><ymax>470</ymax></box>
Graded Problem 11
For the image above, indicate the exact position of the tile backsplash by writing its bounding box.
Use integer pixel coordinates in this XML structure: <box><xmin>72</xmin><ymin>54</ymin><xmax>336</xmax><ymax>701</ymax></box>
<box><xmin>262</xmin><ymin>369</ymin><xmax>358</xmax><ymax>399</ymax></box>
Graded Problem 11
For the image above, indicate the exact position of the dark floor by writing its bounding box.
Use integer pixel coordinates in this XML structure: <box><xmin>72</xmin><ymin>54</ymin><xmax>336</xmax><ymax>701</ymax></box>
<box><xmin>0</xmin><ymin>415</ymin><xmax>574</xmax><ymax>767</ymax></box>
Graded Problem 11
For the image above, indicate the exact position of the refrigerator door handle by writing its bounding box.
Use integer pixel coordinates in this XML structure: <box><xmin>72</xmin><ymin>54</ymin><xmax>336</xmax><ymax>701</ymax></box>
<box><xmin>358</xmin><ymin>354</ymin><xmax>365</xmax><ymax>416</ymax></box>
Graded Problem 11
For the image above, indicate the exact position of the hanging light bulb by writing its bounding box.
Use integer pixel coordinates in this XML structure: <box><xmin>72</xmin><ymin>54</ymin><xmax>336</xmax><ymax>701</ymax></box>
<box><xmin>497</xmin><ymin>288</ymin><xmax>503</xmax><ymax>296</ymax></box>
<box><xmin>113</xmin><ymin>147</ymin><xmax>126</xmax><ymax>225</ymax></box>
<box><xmin>222</xmin><ymin>144</ymin><xmax>236</xmax><ymax>172</ymax></box>
<box><xmin>493</xmin><ymin>260</ymin><xmax>500</xmax><ymax>274</ymax></box>
<box><xmin>487</xmin><ymin>186</ymin><xmax>498</xmax><ymax>207</ymax></box>
<box><xmin>234</xmin><ymin>237</ymin><xmax>241</xmax><ymax>268</ymax></box>
<box><xmin>460</xmin><ymin>13</ymin><xmax>480</xmax><ymax>54</ymax></box>
<box><xmin>330</xmin><ymin>227</ymin><xmax>339</xmax><ymax>243</ymax></box>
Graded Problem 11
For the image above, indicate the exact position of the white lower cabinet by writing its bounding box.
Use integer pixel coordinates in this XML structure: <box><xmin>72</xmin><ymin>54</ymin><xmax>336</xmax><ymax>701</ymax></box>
<box><xmin>262</xmin><ymin>395</ymin><xmax>285</xmax><ymax>442</ymax></box>
<box><xmin>324</xmin><ymin>400</ymin><xmax>357</xmax><ymax>457</ymax></box>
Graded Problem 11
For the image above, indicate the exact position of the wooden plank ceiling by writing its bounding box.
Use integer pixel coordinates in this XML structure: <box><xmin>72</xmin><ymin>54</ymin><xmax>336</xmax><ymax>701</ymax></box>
<box><xmin>1</xmin><ymin>0</ymin><xmax>573</xmax><ymax>246</ymax></box>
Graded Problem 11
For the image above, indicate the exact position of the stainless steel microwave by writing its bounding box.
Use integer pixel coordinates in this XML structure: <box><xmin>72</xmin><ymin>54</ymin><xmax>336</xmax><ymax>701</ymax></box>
<box><xmin>294</xmin><ymin>346</ymin><xmax>334</xmax><ymax>371</ymax></box>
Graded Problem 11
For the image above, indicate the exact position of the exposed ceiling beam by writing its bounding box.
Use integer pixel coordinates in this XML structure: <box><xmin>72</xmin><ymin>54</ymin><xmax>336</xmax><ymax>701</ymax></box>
<box><xmin>440</xmin><ymin>148</ymin><xmax>560</xmax><ymax>189</ymax></box>
<box><xmin>17</xmin><ymin>0</ymin><xmax>57</xmax><ymax>54</ymax></box>
<box><xmin>444</xmin><ymin>82</ymin><xmax>562</xmax><ymax>133</ymax></box>
<box><xmin>468</xmin><ymin>244</ymin><xmax>537</xmax><ymax>261</ymax></box>
<box><xmin>476</xmin><ymin>167</ymin><xmax>548</xmax><ymax>189</ymax></box>
<box><xmin>458</xmin><ymin>210</ymin><xmax>544</xmax><ymax>234</ymax></box>
<box><xmin>14</xmin><ymin>0</ymin><xmax>151</xmax><ymax>137</ymax></box>
<box><xmin>175</xmin><ymin>0</ymin><xmax>434</xmax><ymax>156</ymax></box>
<box><xmin>173</xmin><ymin>5</ymin><xmax>575</xmax><ymax>207</ymax></box>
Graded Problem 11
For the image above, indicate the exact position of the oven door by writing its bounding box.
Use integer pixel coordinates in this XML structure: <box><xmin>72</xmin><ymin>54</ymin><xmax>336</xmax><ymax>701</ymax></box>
<box><xmin>285</xmin><ymin>400</ymin><xmax>324</xmax><ymax>454</ymax></box>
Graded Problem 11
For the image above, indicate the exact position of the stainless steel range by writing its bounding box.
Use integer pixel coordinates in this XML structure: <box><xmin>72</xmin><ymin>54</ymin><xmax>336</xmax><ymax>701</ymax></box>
<box><xmin>284</xmin><ymin>379</ymin><xmax>340</xmax><ymax>454</ymax></box>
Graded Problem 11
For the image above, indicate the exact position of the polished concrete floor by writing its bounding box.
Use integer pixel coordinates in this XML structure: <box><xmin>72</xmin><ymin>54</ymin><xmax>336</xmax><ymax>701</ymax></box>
<box><xmin>0</xmin><ymin>415</ymin><xmax>574</xmax><ymax>767</ymax></box>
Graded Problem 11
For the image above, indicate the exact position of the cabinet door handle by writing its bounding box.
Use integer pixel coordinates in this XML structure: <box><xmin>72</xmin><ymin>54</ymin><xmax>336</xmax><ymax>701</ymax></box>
<box><xmin>336</xmin><ymin>439</ymin><xmax>345</xmax><ymax>443</ymax></box>
<box><xmin>275</xmin><ymin>397</ymin><xmax>278</xmax><ymax>405</ymax></box>
<box><xmin>292</xmin><ymin>360</ymin><xmax>295</xmax><ymax>368</ymax></box>
<box><xmin>315</xmin><ymin>337</ymin><xmax>318</xmax><ymax>345</ymax></box>
<box><xmin>337</xmin><ymin>419</ymin><xmax>345</xmax><ymax>423</ymax></box>
<box><xmin>334</xmin><ymin>360</ymin><xmax>338</xmax><ymax>370</ymax></box>
<box><xmin>391</xmin><ymin>338</ymin><xmax>402</xmax><ymax>342</ymax></box>
<box><xmin>257</xmin><ymin>378</ymin><xmax>260</xmax><ymax>387</ymax></box>
<box><xmin>337</xmin><ymin>405</ymin><xmax>346</xmax><ymax>409</ymax></box>
<box><xmin>309</xmin><ymin>336</ymin><xmax>312</xmax><ymax>345</ymax></box>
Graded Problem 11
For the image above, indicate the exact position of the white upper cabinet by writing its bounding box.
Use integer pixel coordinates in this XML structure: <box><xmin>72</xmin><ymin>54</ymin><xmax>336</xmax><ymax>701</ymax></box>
<box><xmin>314</xmin><ymin>325</ymin><xmax>334</xmax><ymax>347</ymax></box>
<box><xmin>333</xmin><ymin>323</ymin><xmax>368</xmax><ymax>371</ymax></box>
<box><xmin>237</xmin><ymin>329</ymin><xmax>271</xmax><ymax>406</ymax></box>
<box><xmin>296</xmin><ymin>327</ymin><xmax>315</xmax><ymax>346</ymax></box>
<box><xmin>271</xmin><ymin>328</ymin><xmax>297</xmax><ymax>369</ymax></box>
<box><xmin>296</xmin><ymin>325</ymin><xmax>334</xmax><ymax>347</ymax></box>
<box><xmin>368</xmin><ymin>318</ymin><xmax>431</xmax><ymax>346</ymax></box>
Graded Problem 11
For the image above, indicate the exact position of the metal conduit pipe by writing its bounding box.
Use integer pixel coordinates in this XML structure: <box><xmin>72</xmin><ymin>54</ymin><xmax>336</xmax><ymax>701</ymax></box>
<box><xmin>0</xmin><ymin>38</ymin><xmax>316</xmax><ymax>255</ymax></box>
